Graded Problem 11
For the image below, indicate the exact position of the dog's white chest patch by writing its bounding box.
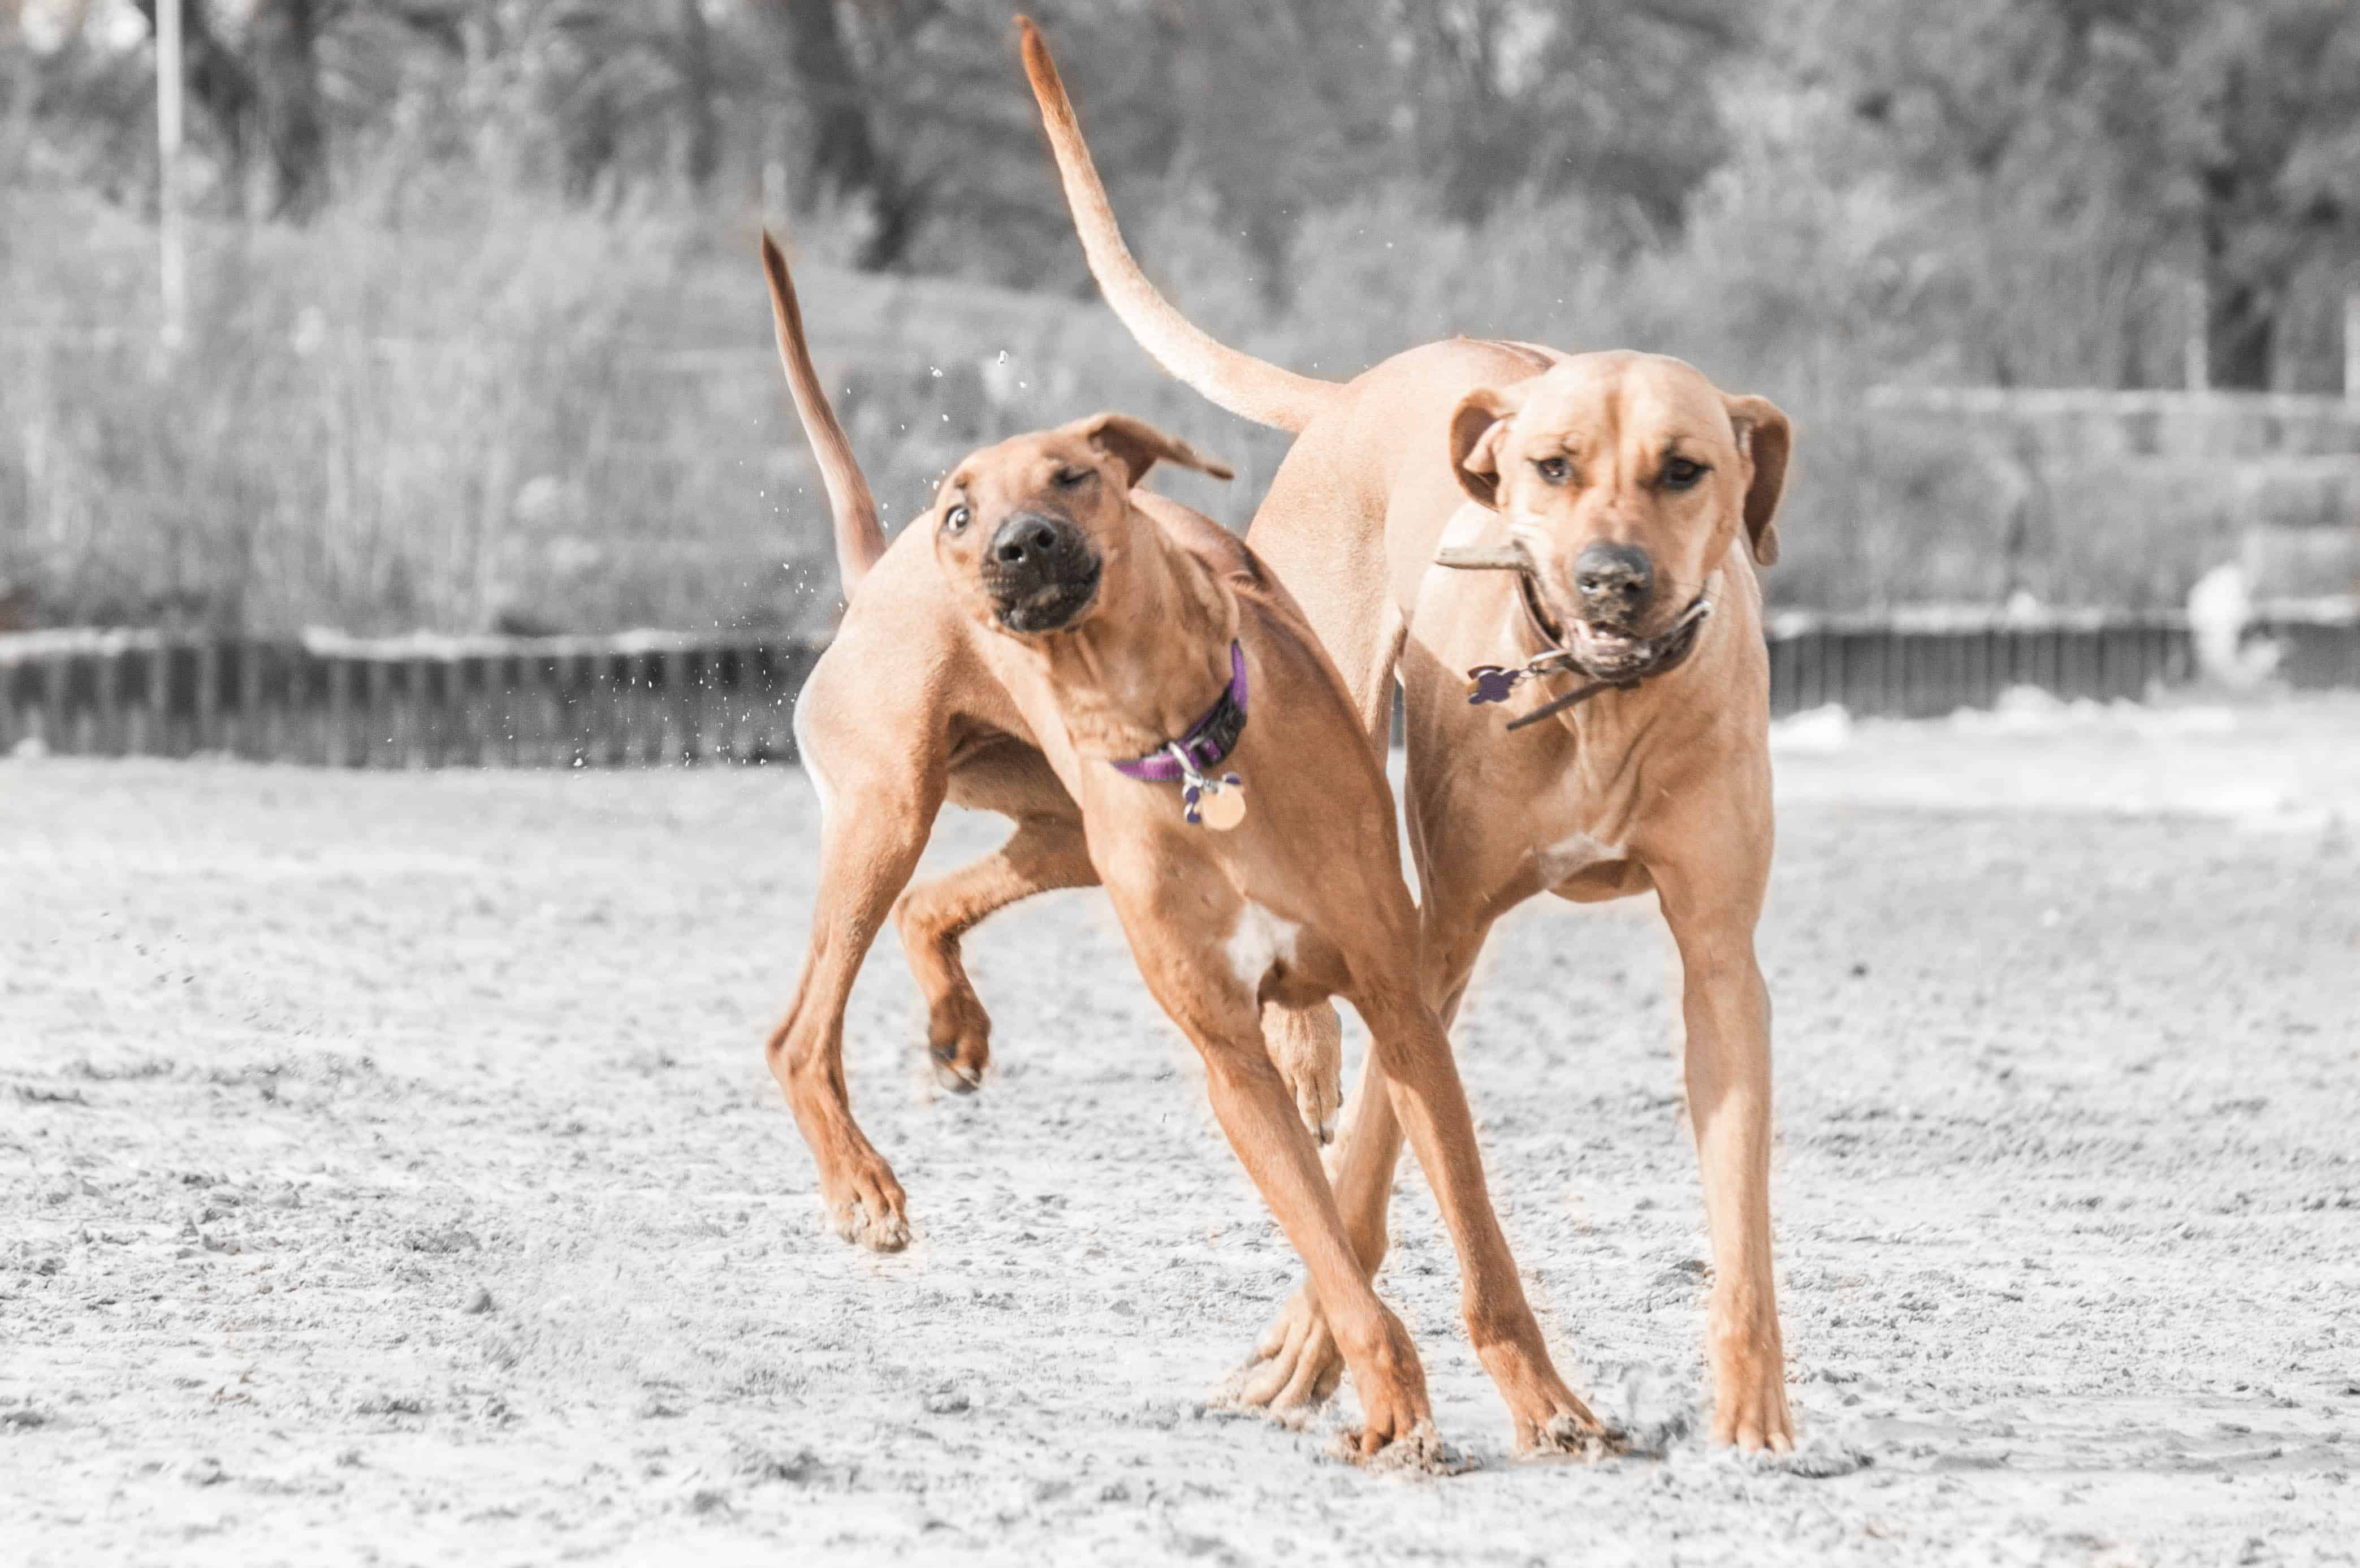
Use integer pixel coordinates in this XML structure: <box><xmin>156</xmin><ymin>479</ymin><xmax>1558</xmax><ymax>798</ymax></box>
<box><xmin>1224</xmin><ymin>901</ymin><xmax>1300</xmax><ymax>992</ymax></box>
<box><xmin>1536</xmin><ymin>832</ymin><xmax>1624</xmax><ymax>886</ymax></box>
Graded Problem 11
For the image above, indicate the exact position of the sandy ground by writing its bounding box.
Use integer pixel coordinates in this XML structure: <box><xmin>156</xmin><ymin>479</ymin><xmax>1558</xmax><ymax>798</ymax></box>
<box><xmin>3</xmin><ymin>693</ymin><xmax>2357</xmax><ymax>1566</ymax></box>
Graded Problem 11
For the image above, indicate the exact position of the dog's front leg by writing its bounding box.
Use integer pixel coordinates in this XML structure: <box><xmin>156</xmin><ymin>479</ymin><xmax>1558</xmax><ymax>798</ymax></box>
<box><xmin>767</xmin><ymin>753</ymin><xmax>945</xmax><ymax>1254</ymax></box>
<box><xmin>1236</xmin><ymin>912</ymin><xmax>1495</xmax><ymax>1414</ymax></box>
<box><xmin>1191</xmin><ymin>1021</ymin><xmax>1434</xmax><ymax>1455</ymax></box>
<box><xmin>1235</xmin><ymin>1043</ymin><xmax>1396</xmax><ymax>1411</ymax></box>
<box><xmin>1648</xmin><ymin>824</ymin><xmax>1792</xmax><ymax>1452</ymax></box>
<box><xmin>1108</xmin><ymin>905</ymin><xmax>1436</xmax><ymax>1457</ymax></box>
<box><xmin>1355</xmin><ymin>983</ymin><xmax>1614</xmax><ymax>1455</ymax></box>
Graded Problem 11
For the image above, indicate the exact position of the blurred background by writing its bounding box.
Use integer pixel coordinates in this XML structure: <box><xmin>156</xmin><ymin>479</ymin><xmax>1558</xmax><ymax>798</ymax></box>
<box><xmin>2</xmin><ymin>0</ymin><xmax>2356</xmax><ymax>640</ymax></box>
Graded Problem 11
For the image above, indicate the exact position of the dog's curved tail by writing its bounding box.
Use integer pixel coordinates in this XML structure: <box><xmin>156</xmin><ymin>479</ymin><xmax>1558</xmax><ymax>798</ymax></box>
<box><xmin>760</xmin><ymin>231</ymin><xmax>887</xmax><ymax>595</ymax></box>
<box><xmin>1018</xmin><ymin>18</ymin><xmax>1341</xmax><ymax>435</ymax></box>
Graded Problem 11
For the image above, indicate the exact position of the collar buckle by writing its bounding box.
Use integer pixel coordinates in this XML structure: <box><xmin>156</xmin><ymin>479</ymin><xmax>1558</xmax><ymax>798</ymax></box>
<box><xmin>1109</xmin><ymin>641</ymin><xmax>1251</xmax><ymax>828</ymax></box>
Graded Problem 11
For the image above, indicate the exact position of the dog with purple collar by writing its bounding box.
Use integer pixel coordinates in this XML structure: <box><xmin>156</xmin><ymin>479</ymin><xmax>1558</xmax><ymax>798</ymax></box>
<box><xmin>757</xmin><ymin>233</ymin><xmax>1615</xmax><ymax>1462</ymax></box>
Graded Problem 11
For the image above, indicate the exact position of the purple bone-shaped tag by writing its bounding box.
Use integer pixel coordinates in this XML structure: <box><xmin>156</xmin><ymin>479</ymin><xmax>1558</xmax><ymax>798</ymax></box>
<box><xmin>1467</xmin><ymin>665</ymin><xmax>1522</xmax><ymax>705</ymax></box>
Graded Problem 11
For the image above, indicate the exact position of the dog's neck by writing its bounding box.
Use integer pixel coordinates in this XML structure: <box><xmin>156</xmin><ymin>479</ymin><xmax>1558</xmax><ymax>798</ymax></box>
<box><xmin>1023</xmin><ymin>516</ymin><xmax>1239</xmax><ymax>762</ymax></box>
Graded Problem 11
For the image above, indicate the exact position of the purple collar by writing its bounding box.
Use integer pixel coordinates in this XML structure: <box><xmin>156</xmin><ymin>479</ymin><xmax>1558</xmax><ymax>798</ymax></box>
<box><xmin>1109</xmin><ymin>641</ymin><xmax>1248</xmax><ymax>783</ymax></box>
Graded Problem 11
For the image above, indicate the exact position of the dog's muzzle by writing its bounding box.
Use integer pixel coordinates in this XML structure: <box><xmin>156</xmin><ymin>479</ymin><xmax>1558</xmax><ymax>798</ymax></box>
<box><xmin>1437</xmin><ymin>539</ymin><xmax>1706</xmax><ymax>683</ymax></box>
<box><xmin>1438</xmin><ymin>539</ymin><xmax>1713</xmax><ymax>728</ymax></box>
<box><xmin>984</xmin><ymin>511</ymin><xmax>1101</xmax><ymax>633</ymax></box>
<box><xmin>1529</xmin><ymin>564</ymin><xmax>1710</xmax><ymax>683</ymax></box>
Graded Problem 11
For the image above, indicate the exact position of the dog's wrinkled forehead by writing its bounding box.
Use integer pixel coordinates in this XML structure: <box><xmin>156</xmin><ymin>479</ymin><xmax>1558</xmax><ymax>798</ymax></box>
<box><xmin>1512</xmin><ymin>352</ymin><xmax>1739</xmax><ymax>460</ymax></box>
<box><xmin>940</xmin><ymin>430</ymin><xmax>1108</xmax><ymax>511</ymax></box>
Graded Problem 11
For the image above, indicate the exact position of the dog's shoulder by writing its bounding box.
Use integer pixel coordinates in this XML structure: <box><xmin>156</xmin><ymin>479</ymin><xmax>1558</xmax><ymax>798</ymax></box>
<box><xmin>1132</xmin><ymin>492</ymin><xmax>1272</xmax><ymax>596</ymax></box>
<box><xmin>1143</xmin><ymin>500</ymin><xmax>1364</xmax><ymax>712</ymax></box>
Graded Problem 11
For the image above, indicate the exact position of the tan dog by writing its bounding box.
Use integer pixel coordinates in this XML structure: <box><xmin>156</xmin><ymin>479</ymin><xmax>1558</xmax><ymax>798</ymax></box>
<box><xmin>1022</xmin><ymin>21</ymin><xmax>1798</xmax><ymax>1451</ymax></box>
<box><xmin>755</xmin><ymin>233</ymin><xmax>1614</xmax><ymax>1458</ymax></box>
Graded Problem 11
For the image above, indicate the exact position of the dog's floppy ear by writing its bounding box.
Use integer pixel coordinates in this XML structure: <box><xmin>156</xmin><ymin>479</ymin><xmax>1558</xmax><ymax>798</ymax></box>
<box><xmin>1449</xmin><ymin>387</ymin><xmax>1522</xmax><ymax>510</ymax></box>
<box><xmin>1070</xmin><ymin>413</ymin><xmax>1234</xmax><ymax>489</ymax></box>
<box><xmin>1723</xmin><ymin>394</ymin><xmax>1790</xmax><ymax>567</ymax></box>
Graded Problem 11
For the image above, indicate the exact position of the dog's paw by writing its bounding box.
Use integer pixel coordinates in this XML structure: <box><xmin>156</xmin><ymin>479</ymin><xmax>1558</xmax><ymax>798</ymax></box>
<box><xmin>1261</xmin><ymin>1004</ymin><xmax>1342</xmax><ymax>1147</ymax></box>
<box><xmin>835</xmin><ymin>1203</ymin><xmax>910</xmax><ymax>1252</ymax></box>
<box><xmin>823</xmin><ymin>1160</ymin><xmax>910</xmax><ymax>1252</ymax></box>
<box><xmin>1229</xmin><ymin>1288</ymin><xmax>1344</xmax><ymax>1412</ymax></box>
<box><xmin>920</xmin><ymin>992</ymin><xmax>990</xmax><ymax>1095</ymax></box>
<box><xmin>928</xmin><ymin>1044</ymin><xmax>983</xmax><ymax>1095</ymax></box>
<box><xmin>1293</xmin><ymin>1068</ymin><xmax>1341</xmax><ymax>1147</ymax></box>
<box><xmin>1332</xmin><ymin>1419</ymin><xmax>1471</xmax><ymax>1476</ymax></box>
<box><xmin>1708</xmin><ymin>1337</ymin><xmax>1795</xmax><ymax>1453</ymax></box>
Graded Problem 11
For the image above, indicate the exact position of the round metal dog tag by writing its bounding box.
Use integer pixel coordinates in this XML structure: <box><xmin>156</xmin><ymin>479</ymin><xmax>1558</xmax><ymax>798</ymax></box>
<box><xmin>1199</xmin><ymin>784</ymin><xmax>1247</xmax><ymax>831</ymax></box>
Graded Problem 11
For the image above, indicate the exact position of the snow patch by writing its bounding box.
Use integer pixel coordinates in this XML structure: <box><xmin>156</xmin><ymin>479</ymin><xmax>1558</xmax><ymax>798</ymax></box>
<box><xmin>1770</xmin><ymin>703</ymin><xmax>1852</xmax><ymax>754</ymax></box>
<box><xmin>1773</xmin><ymin>692</ymin><xmax>2359</xmax><ymax>832</ymax></box>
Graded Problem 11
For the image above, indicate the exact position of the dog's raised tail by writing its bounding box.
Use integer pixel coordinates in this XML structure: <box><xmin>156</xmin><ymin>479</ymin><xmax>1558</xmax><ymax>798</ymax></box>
<box><xmin>1018</xmin><ymin>19</ymin><xmax>1339</xmax><ymax>435</ymax></box>
<box><xmin>760</xmin><ymin>230</ymin><xmax>887</xmax><ymax>595</ymax></box>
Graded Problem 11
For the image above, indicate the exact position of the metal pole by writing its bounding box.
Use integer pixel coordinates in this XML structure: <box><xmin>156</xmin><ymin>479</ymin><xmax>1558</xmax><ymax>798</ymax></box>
<box><xmin>156</xmin><ymin>0</ymin><xmax>185</xmax><ymax>349</ymax></box>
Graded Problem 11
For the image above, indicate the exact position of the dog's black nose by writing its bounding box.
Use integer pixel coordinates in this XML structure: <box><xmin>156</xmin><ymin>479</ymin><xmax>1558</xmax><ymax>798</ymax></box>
<box><xmin>1573</xmin><ymin>541</ymin><xmax>1654</xmax><ymax>623</ymax></box>
<box><xmin>983</xmin><ymin>511</ymin><xmax>1100</xmax><ymax>632</ymax></box>
<box><xmin>991</xmin><ymin>513</ymin><xmax>1071</xmax><ymax>569</ymax></box>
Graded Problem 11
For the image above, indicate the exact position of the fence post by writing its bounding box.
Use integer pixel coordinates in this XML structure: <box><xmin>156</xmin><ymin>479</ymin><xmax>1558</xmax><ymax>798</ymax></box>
<box><xmin>665</xmin><ymin>646</ymin><xmax>694</xmax><ymax>765</ymax></box>
<box><xmin>0</xmin><ymin>654</ymin><xmax>20</xmax><ymax>754</ymax></box>
<box><xmin>630</xmin><ymin>649</ymin><xmax>661</xmax><ymax>767</ymax></box>
<box><xmin>238</xmin><ymin>637</ymin><xmax>266</xmax><ymax>760</ymax></box>
<box><xmin>90</xmin><ymin>648</ymin><xmax>120</xmax><ymax>755</ymax></box>
<box><xmin>506</xmin><ymin>653</ymin><xmax>530</xmax><ymax>766</ymax></box>
<box><xmin>44</xmin><ymin>654</ymin><xmax>68</xmax><ymax>753</ymax></box>
<box><xmin>192</xmin><ymin>640</ymin><xmax>218</xmax><ymax>753</ymax></box>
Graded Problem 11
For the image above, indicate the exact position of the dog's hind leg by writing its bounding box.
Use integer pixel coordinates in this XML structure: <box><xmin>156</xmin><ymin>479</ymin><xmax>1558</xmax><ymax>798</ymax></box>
<box><xmin>893</xmin><ymin>812</ymin><xmax>1096</xmax><ymax>1092</ymax></box>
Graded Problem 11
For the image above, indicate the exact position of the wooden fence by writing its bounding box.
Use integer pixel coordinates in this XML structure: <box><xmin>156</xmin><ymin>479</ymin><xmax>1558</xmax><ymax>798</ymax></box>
<box><xmin>0</xmin><ymin>634</ymin><xmax>820</xmax><ymax>769</ymax></box>
<box><xmin>1</xmin><ymin>609</ymin><xmax>2355</xmax><ymax>768</ymax></box>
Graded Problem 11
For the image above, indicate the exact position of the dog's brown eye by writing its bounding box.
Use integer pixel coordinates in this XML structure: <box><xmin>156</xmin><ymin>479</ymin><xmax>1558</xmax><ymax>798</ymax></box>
<box><xmin>1053</xmin><ymin>466</ymin><xmax>1091</xmax><ymax>490</ymax></box>
<box><xmin>943</xmin><ymin>504</ymin><xmax>971</xmax><ymax>534</ymax></box>
<box><xmin>1662</xmin><ymin>457</ymin><xmax>1708</xmax><ymax>490</ymax></box>
<box><xmin>1535</xmin><ymin>456</ymin><xmax>1571</xmax><ymax>485</ymax></box>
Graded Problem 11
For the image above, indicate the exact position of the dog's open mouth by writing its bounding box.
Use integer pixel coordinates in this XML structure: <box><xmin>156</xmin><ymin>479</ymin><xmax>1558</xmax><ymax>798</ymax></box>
<box><xmin>1522</xmin><ymin>573</ymin><xmax>1708</xmax><ymax>682</ymax></box>
<box><xmin>989</xmin><ymin>560</ymin><xmax>1102</xmax><ymax>634</ymax></box>
<box><xmin>1566</xmin><ymin>619</ymin><xmax>1664</xmax><ymax>679</ymax></box>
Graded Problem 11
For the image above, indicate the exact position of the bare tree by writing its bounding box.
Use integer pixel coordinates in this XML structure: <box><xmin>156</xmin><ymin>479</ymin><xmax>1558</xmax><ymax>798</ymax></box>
<box><xmin>129</xmin><ymin>0</ymin><xmax>257</xmax><ymax>193</ymax></box>
<box><xmin>757</xmin><ymin>0</ymin><xmax>915</xmax><ymax>266</ymax></box>
<box><xmin>248</xmin><ymin>0</ymin><xmax>326</xmax><ymax>218</ymax></box>
<box><xmin>1834</xmin><ymin>0</ymin><xmax>2360</xmax><ymax>390</ymax></box>
<box><xmin>674</xmin><ymin>0</ymin><xmax>719</xmax><ymax>190</ymax></box>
